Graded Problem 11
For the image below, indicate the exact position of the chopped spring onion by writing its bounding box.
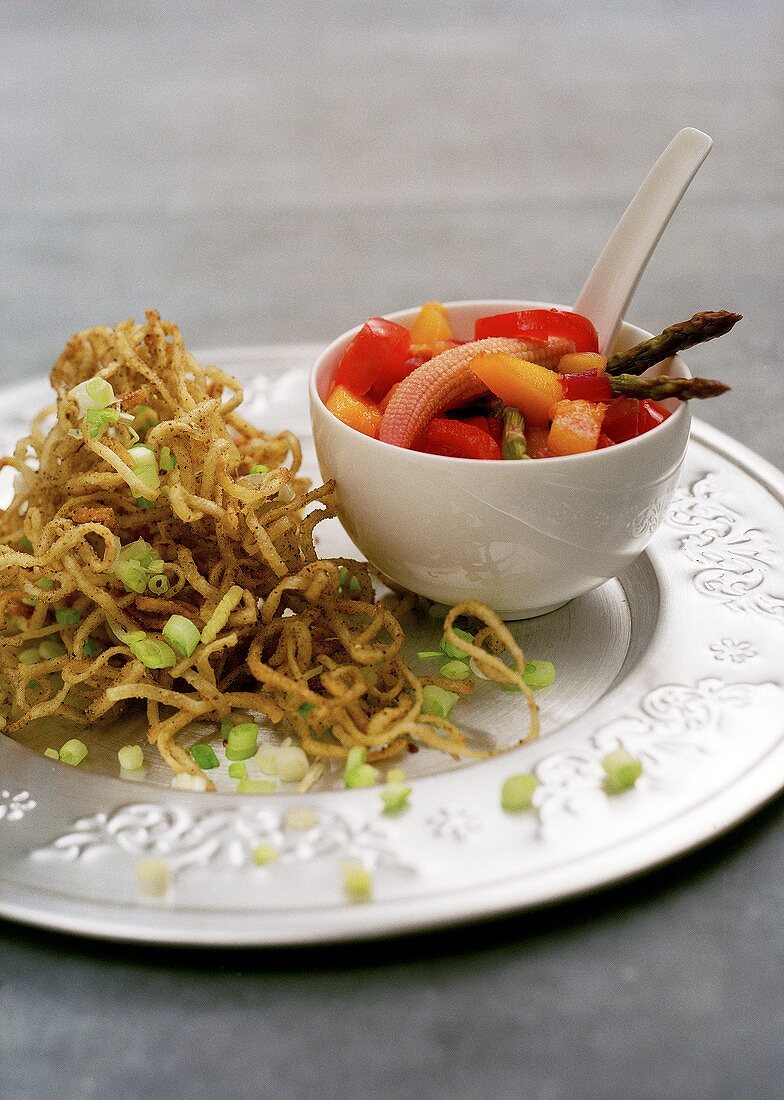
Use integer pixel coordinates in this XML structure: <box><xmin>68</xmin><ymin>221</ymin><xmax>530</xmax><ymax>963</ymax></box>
<box><xmin>19</xmin><ymin>535</ymin><xmax>33</xmax><ymax>551</ymax></box>
<box><xmin>381</xmin><ymin>781</ymin><xmax>411</xmax><ymax>814</ymax></box>
<box><xmin>344</xmin><ymin>747</ymin><xmax>380</xmax><ymax>790</ymax></box>
<box><xmin>346</xmin><ymin>763</ymin><xmax>379</xmax><ymax>789</ymax></box>
<box><xmin>55</xmin><ymin>607</ymin><xmax>81</xmax><ymax>625</ymax></box>
<box><xmin>132</xmin><ymin>405</ymin><xmax>158</xmax><ymax>433</ymax></box>
<box><xmin>345</xmin><ymin>745</ymin><xmax>366</xmax><ymax>773</ymax></box>
<box><xmin>298</xmin><ymin>760</ymin><xmax>325</xmax><ymax>793</ymax></box>
<box><xmin>298</xmin><ymin>702</ymin><xmax>314</xmax><ymax>716</ymax></box>
<box><xmin>18</xmin><ymin>647</ymin><xmax>40</xmax><ymax>666</ymax></box>
<box><xmin>135</xmin><ymin>496</ymin><xmax>157</xmax><ymax>510</ymax></box>
<box><xmin>147</xmin><ymin>573</ymin><xmax>170</xmax><ymax>595</ymax></box>
<box><xmin>44</xmin><ymin>747</ymin><xmax>60</xmax><ymax>761</ymax></box>
<box><xmin>171</xmin><ymin>772</ymin><xmax>208</xmax><ymax>791</ymax></box>
<box><xmin>225</xmin><ymin>721</ymin><xmax>259</xmax><ymax>760</ymax></box>
<box><xmin>135</xmin><ymin>858</ymin><xmax>171</xmax><ymax>897</ymax></box>
<box><xmin>284</xmin><ymin>805</ymin><xmax>318</xmax><ymax>831</ymax></box>
<box><xmin>469</xmin><ymin>657</ymin><xmax>490</xmax><ymax>680</ymax></box>
<box><xmin>250</xmin><ymin>464</ymin><xmax>269</xmax><ymax>475</ymax></box>
<box><xmin>523</xmin><ymin>660</ymin><xmax>556</xmax><ymax>688</ymax></box>
<box><xmin>440</xmin><ymin>627</ymin><xmax>474</xmax><ymax>660</ymax></box>
<box><xmin>189</xmin><ymin>743</ymin><xmax>220</xmax><ymax>770</ymax></box>
<box><xmin>162</xmin><ymin>614</ymin><xmax>200</xmax><ymax>657</ymax></box>
<box><xmin>108</xmin><ymin>622</ymin><xmax>144</xmax><ymax>645</ymax></box>
<box><xmin>421</xmin><ymin>684</ymin><xmax>459</xmax><ymax>719</ymax></box>
<box><xmin>253</xmin><ymin>843</ymin><xmax>279</xmax><ymax>865</ymax></box>
<box><xmin>85</xmin><ymin>406</ymin><xmax>121</xmax><ymax>438</ymax></box>
<box><xmin>501</xmin><ymin>773</ymin><xmax>539</xmax><ymax>812</ymax></box>
<box><xmin>417</xmin><ymin>651</ymin><xmax>443</xmax><ymax>660</ymax></box>
<box><xmin>36</xmin><ymin>578</ymin><xmax>56</xmax><ymax>590</ymax></box>
<box><xmin>118</xmin><ymin>744</ymin><xmax>144</xmax><ymax>771</ymax></box>
<box><xmin>82</xmin><ymin>639</ymin><xmax>99</xmax><ymax>658</ymax></box>
<box><xmin>228</xmin><ymin>762</ymin><xmax>247</xmax><ymax>779</ymax></box>
<box><xmin>220</xmin><ymin>718</ymin><xmax>234</xmax><ymax>738</ymax></box>
<box><xmin>428</xmin><ymin>603</ymin><xmax>450</xmax><ymax>621</ymax></box>
<box><xmin>39</xmin><ymin>637</ymin><xmax>66</xmax><ymax>660</ymax></box>
<box><xmin>387</xmin><ymin>767</ymin><xmax>406</xmax><ymax>784</ymax></box>
<box><xmin>236</xmin><ymin>778</ymin><xmax>276</xmax><ymax>794</ymax></box>
<box><xmin>60</xmin><ymin>738</ymin><xmax>88</xmax><ymax>766</ymax></box>
<box><xmin>602</xmin><ymin>749</ymin><xmax>643</xmax><ymax>795</ymax></box>
<box><xmin>201</xmin><ymin>585</ymin><xmax>244</xmax><ymax>645</ymax></box>
<box><xmin>337</xmin><ymin>566</ymin><xmax>361</xmax><ymax>594</ymax></box>
<box><xmin>496</xmin><ymin>660</ymin><xmax>557</xmax><ymax>692</ymax></box>
<box><xmin>114</xmin><ymin>538</ymin><xmax>164</xmax><ymax>594</ymax></box>
<box><xmin>341</xmin><ymin>861</ymin><xmax>373</xmax><ymax>903</ymax></box>
<box><xmin>129</xmin><ymin>637</ymin><xmax>177</xmax><ymax>669</ymax></box>
<box><xmin>128</xmin><ymin>445</ymin><xmax>160</xmax><ymax>494</ymax></box>
<box><xmin>159</xmin><ymin>446</ymin><xmax>177</xmax><ymax>471</ymax></box>
<box><xmin>256</xmin><ymin>742</ymin><xmax>280</xmax><ymax>775</ymax></box>
<box><xmin>69</xmin><ymin>377</ymin><xmax>115</xmax><ymax>415</ymax></box>
<box><xmin>277</xmin><ymin>745</ymin><xmax>310</xmax><ymax>783</ymax></box>
<box><xmin>440</xmin><ymin>659</ymin><xmax>472</xmax><ymax>681</ymax></box>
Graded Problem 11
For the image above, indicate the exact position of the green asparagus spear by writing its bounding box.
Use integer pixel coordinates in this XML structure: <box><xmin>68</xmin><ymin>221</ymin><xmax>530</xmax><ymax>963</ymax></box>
<box><xmin>610</xmin><ymin>374</ymin><xmax>730</xmax><ymax>401</ymax></box>
<box><xmin>606</xmin><ymin>311</ymin><xmax>742</xmax><ymax>377</ymax></box>
<box><xmin>501</xmin><ymin>405</ymin><xmax>530</xmax><ymax>459</ymax></box>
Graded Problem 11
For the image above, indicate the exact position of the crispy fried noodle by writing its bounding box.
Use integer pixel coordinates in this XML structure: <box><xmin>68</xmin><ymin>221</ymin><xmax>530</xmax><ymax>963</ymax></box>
<box><xmin>0</xmin><ymin>312</ymin><xmax>538</xmax><ymax>789</ymax></box>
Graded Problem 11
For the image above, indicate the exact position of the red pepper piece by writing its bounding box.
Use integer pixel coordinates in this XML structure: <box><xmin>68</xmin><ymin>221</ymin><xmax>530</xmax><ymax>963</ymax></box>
<box><xmin>596</xmin><ymin>432</ymin><xmax>615</xmax><ymax>449</ymax></box>
<box><xmin>560</xmin><ymin>371</ymin><xmax>613</xmax><ymax>402</ymax></box>
<box><xmin>474</xmin><ymin>308</ymin><xmax>599</xmax><ymax>352</ymax></box>
<box><xmin>369</xmin><ymin>353</ymin><xmax>427</xmax><ymax>402</ymax></box>
<box><xmin>485</xmin><ymin>414</ymin><xmax>503</xmax><ymax>446</ymax></box>
<box><xmin>637</xmin><ymin>399</ymin><xmax>671</xmax><ymax>434</ymax></box>
<box><xmin>422</xmin><ymin>418</ymin><xmax>502</xmax><ymax>460</ymax></box>
<box><xmin>460</xmin><ymin>415</ymin><xmax>491</xmax><ymax>434</ymax></box>
<box><xmin>602</xmin><ymin>397</ymin><xmax>641</xmax><ymax>443</ymax></box>
<box><xmin>333</xmin><ymin>317</ymin><xmax>411</xmax><ymax>398</ymax></box>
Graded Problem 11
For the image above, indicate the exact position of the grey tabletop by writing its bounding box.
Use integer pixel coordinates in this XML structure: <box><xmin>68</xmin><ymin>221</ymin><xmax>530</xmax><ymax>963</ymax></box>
<box><xmin>1</xmin><ymin>2</ymin><xmax>783</xmax><ymax>1098</ymax></box>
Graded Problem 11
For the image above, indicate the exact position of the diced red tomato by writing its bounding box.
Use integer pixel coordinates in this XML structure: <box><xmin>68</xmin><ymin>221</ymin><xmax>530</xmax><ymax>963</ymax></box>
<box><xmin>560</xmin><ymin>372</ymin><xmax>613</xmax><ymax>402</ymax></box>
<box><xmin>596</xmin><ymin>432</ymin><xmax>615</xmax><ymax>449</ymax></box>
<box><xmin>333</xmin><ymin>317</ymin><xmax>411</xmax><ymax>398</ymax></box>
<box><xmin>474</xmin><ymin>308</ymin><xmax>599</xmax><ymax>352</ymax></box>
<box><xmin>419</xmin><ymin>418</ymin><xmax>501</xmax><ymax>460</ymax></box>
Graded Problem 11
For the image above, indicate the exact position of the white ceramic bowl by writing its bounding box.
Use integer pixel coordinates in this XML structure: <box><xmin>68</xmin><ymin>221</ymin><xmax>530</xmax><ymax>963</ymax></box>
<box><xmin>310</xmin><ymin>300</ymin><xmax>691</xmax><ymax>618</ymax></box>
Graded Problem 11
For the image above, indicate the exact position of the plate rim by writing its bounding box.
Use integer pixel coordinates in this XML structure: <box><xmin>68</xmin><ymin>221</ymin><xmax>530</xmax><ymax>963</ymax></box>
<box><xmin>1</xmin><ymin>347</ymin><xmax>783</xmax><ymax>946</ymax></box>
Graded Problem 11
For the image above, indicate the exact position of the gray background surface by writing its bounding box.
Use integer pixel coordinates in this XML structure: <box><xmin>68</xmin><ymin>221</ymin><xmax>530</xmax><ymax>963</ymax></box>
<box><xmin>1</xmin><ymin>2</ymin><xmax>782</xmax><ymax>1098</ymax></box>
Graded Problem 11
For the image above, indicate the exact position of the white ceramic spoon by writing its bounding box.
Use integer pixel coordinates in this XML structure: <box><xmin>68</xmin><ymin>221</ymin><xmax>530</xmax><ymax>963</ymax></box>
<box><xmin>574</xmin><ymin>127</ymin><xmax>713</xmax><ymax>355</ymax></box>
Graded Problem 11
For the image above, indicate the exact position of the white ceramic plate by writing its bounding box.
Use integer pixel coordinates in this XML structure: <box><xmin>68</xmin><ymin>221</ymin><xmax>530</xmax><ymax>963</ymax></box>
<box><xmin>1</xmin><ymin>345</ymin><xmax>783</xmax><ymax>945</ymax></box>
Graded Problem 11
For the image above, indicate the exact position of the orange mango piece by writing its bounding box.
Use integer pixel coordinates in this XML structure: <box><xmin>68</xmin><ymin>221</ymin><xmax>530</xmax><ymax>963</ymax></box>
<box><xmin>547</xmin><ymin>400</ymin><xmax>607</xmax><ymax>456</ymax></box>
<box><xmin>410</xmin><ymin>302</ymin><xmax>454</xmax><ymax>355</ymax></box>
<box><xmin>326</xmin><ymin>384</ymin><xmax>382</xmax><ymax>438</ymax></box>
<box><xmin>556</xmin><ymin>351</ymin><xmax>607</xmax><ymax>375</ymax></box>
<box><xmin>469</xmin><ymin>352</ymin><xmax>564</xmax><ymax>428</ymax></box>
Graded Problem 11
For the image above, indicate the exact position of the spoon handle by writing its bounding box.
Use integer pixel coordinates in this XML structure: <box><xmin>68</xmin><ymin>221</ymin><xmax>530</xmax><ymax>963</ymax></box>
<box><xmin>574</xmin><ymin>127</ymin><xmax>713</xmax><ymax>355</ymax></box>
